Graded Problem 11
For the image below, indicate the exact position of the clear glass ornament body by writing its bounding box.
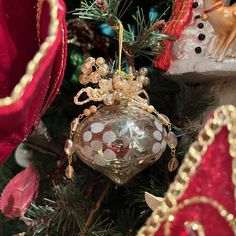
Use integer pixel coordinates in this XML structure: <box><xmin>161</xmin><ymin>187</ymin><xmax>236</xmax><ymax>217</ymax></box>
<box><xmin>74</xmin><ymin>104</ymin><xmax>167</xmax><ymax>185</ymax></box>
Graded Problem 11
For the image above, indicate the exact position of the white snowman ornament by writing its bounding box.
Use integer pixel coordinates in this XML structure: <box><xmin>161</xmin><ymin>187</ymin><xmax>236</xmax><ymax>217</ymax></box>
<box><xmin>155</xmin><ymin>0</ymin><xmax>236</xmax><ymax>80</ymax></box>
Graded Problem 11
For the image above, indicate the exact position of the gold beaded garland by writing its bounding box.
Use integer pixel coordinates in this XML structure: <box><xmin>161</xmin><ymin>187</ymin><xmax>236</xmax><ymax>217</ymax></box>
<box><xmin>64</xmin><ymin>139</ymin><xmax>74</xmax><ymax>156</ymax></box>
<box><xmin>65</xmin><ymin>165</ymin><xmax>74</xmax><ymax>179</ymax></box>
<box><xmin>83</xmin><ymin>108</ymin><xmax>91</xmax><ymax>117</ymax></box>
<box><xmin>147</xmin><ymin>105</ymin><xmax>155</xmax><ymax>113</ymax></box>
<box><xmin>71</xmin><ymin>118</ymin><xmax>78</xmax><ymax>132</ymax></box>
<box><xmin>89</xmin><ymin>105</ymin><xmax>97</xmax><ymax>113</ymax></box>
<box><xmin>167</xmin><ymin>132</ymin><xmax>178</xmax><ymax>148</ymax></box>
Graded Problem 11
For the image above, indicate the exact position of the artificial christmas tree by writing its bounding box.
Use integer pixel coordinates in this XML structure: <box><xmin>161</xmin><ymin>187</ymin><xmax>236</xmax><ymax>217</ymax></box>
<box><xmin>0</xmin><ymin>0</ymin><xmax>236</xmax><ymax>235</ymax></box>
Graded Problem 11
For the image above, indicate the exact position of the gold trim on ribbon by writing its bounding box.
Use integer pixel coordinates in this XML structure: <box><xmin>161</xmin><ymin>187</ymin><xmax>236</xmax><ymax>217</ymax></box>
<box><xmin>137</xmin><ymin>105</ymin><xmax>236</xmax><ymax>236</ymax></box>
<box><xmin>0</xmin><ymin>0</ymin><xmax>59</xmax><ymax>107</ymax></box>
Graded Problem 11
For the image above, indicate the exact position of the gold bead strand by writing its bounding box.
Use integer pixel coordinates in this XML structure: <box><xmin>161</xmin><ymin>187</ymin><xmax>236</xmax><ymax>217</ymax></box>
<box><xmin>64</xmin><ymin>115</ymin><xmax>83</xmax><ymax>179</ymax></box>
<box><xmin>168</xmin><ymin>148</ymin><xmax>178</xmax><ymax>172</ymax></box>
<box><xmin>153</xmin><ymin>109</ymin><xmax>179</xmax><ymax>172</ymax></box>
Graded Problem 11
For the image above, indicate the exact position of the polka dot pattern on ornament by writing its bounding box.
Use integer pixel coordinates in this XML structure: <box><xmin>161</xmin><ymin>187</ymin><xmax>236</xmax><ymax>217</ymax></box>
<box><xmin>154</xmin><ymin>119</ymin><xmax>163</xmax><ymax>131</ymax></box>
<box><xmin>104</xmin><ymin>149</ymin><xmax>116</xmax><ymax>160</ymax></box>
<box><xmin>161</xmin><ymin>140</ymin><xmax>167</xmax><ymax>150</ymax></box>
<box><xmin>103</xmin><ymin>131</ymin><xmax>117</xmax><ymax>143</ymax></box>
<box><xmin>153</xmin><ymin>130</ymin><xmax>162</xmax><ymax>141</ymax></box>
<box><xmin>94</xmin><ymin>154</ymin><xmax>106</xmax><ymax>166</ymax></box>
<box><xmin>83</xmin><ymin>131</ymin><xmax>92</xmax><ymax>142</ymax></box>
<box><xmin>152</xmin><ymin>142</ymin><xmax>161</xmax><ymax>154</ymax></box>
<box><xmin>90</xmin><ymin>140</ymin><xmax>103</xmax><ymax>151</ymax></box>
<box><xmin>74</xmin><ymin>105</ymin><xmax>169</xmax><ymax>184</ymax></box>
<box><xmin>91</xmin><ymin>122</ymin><xmax>105</xmax><ymax>133</ymax></box>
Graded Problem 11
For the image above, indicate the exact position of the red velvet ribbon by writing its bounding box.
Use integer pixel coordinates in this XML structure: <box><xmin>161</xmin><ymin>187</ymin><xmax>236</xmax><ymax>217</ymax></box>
<box><xmin>0</xmin><ymin>0</ymin><xmax>67</xmax><ymax>164</ymax></box>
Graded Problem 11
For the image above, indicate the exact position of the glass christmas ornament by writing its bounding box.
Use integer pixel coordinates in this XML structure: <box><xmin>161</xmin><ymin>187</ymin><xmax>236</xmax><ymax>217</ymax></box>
<box><xmin>73</xmin><ymin>104</ymin><xmax>167</xmax><ymax>185</ymax></box>
<box><xmin>64</xmin><ymin>56</ymin><xmax>178</xmax><ymax>184</ymax></box>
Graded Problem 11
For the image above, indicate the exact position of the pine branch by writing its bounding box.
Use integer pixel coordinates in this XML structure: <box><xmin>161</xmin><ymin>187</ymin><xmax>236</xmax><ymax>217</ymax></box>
<box><xmin>24</xmin><ymin>176</ymin><xmax>114</xmax><ymax>236</ymax></box>
<box><xmin>74</xmin><ymin>0</ymin><xmax>169</xmax><ymax>66</ymax></box>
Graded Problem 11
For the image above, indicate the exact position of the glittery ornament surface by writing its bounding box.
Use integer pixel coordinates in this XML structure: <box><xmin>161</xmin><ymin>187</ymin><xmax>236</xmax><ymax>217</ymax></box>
<box><xmin>74</xmin><ymin>104</ymin><xmax>167</xmax><ymax>185</ymax></box>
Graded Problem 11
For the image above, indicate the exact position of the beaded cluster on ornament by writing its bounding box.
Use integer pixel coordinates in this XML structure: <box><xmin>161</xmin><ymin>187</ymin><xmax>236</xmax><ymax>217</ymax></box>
<box><xmin>74</xmin><ymin>56</ymin><xmax>153</xmax><ymax>114</ymax></box>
